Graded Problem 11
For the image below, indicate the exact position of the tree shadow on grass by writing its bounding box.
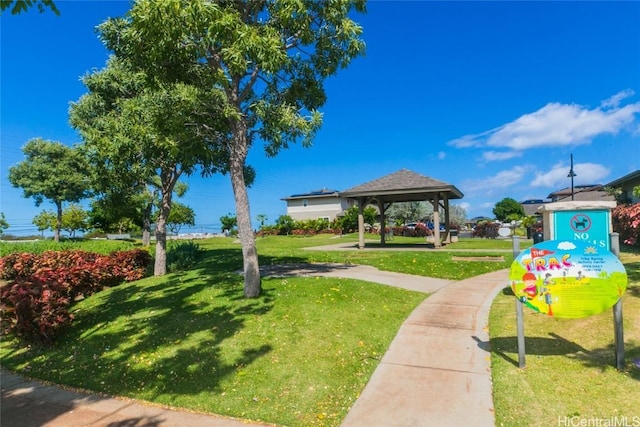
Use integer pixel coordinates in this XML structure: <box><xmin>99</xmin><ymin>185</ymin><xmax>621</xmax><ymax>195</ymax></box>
<box><xmin>2</xmin><ymin>246</ymin><xmax>351</xmax><ymax>412</ymax></box>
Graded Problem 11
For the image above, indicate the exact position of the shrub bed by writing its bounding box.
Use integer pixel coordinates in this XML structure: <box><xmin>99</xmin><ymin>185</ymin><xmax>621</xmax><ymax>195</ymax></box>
<box><xmin>0</xmin><ymin>249</ymin><xmax>151</xmax><ymax>345</ymax></box>
<box><xmin>612</xmin><ymin>203</ymin><xmax>640</xmax><ymax>246</ymax></box>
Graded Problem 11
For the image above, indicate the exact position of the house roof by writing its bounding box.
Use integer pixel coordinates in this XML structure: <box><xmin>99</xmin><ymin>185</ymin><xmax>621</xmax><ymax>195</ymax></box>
<box><xmin>339</xmin><ymin>169</ymin><xmax>463</xmax><ymax>203</ymax></box>
<box><xmin>282</xmin><ymin>188</ymin><xmax>340</xmax><ymax>201</ymax></box>
<box><xmin>605</xmin><ymin>170</ymin><xmax>640</xmax><ymax>187</ymax></box>
<box><xmin>546</xmin><ymin>185</ymin><xmax>603</xmax><ymax>198</ymax></box>
<box><xmin>546</xmin><ymin>184</ymin><xmax>615</xmax><ymax>203</ymax></box>
<box><xmin>520</xmin><ymin>199</ymin><xmax>548</xmax><ymax>216</ymax></box>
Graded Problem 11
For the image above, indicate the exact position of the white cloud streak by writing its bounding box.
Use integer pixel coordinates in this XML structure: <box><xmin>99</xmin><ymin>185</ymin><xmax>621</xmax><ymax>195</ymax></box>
<box><xmin>448</xmin><ymin>90</ymin><xmax>640</xmax><ymax>156</ymax></box>
<box><xmin>530</xmin><ymin>162</ymin><xmax>610</xmax><ymax>188</ymax></box>
<box><xmin>462</xmin><ymin>166</ymin><xmax>531</xmax><ymax>194</ymax></box>
<box><xmin>482</xmin><ymin>151</ymin><xmax>523</xmax><ymax>162</ymax></box>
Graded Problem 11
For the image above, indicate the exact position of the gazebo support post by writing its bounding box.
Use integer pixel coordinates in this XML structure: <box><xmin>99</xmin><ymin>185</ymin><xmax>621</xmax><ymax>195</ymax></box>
<box><xmin>432</xmin><ymin>194</ymin><xmax>441</xmax><ymax>248</ymax></box>
<box><xmin>357</xmin><ymin>197</ymin><xmax>366</xmax><ymax>249</ymax></box>
<box><xmin>443</xmin><ymin>195</ymin><xmax>450</xmax><ymax>243</ymax></box>
<box><xmin>379</xmin><ymin>200</ymin><xmax>386</xmax><ymax>246</ymax></box>
<box><xmin>379</xmin><ymin>201</ymin><xmax>392</xmax><ymax>246</ymax></box>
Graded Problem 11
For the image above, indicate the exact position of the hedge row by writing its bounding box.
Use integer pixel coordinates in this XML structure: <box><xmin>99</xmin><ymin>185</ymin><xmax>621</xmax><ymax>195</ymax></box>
<box><xmin>0</xmin><ymin>249</ymin><xmax>151</xmax><ymax>345</ymax></box>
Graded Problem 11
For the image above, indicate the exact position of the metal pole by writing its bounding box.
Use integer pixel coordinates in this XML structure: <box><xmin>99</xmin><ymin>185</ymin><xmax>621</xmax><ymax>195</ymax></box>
<box><xmin>610</xmin><ymin>232</ymin><xmax>624</xmax><ymax>369</ymax></box>
<box><xmin>568</xmin><ymin>154</ymin><xmax>576</xmax><ymax>201</ymax></box>
<box><xmin>513</xmin><ymin>236</ymin><xmax>526</xmax><ymax>368</ymax></box>
<box><xmin>516</xmin><ymin>299</ymin><xmax>526</xmax><ymax>369</ymax></box>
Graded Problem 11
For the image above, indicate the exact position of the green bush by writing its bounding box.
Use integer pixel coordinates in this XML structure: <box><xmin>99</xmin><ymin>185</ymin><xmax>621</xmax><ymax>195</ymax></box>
<box><xmin>166</xmin><ymin>241</ymin><xmax>203</xmax><ymax>272</ymax></box>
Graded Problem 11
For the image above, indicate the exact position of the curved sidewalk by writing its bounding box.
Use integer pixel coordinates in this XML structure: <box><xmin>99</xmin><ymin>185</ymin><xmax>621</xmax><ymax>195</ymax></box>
<box><xmin>341</xmin><ymin>268</ymin><xmax>509</xmax><ymax>427</ymax></box>
<box><xmin>1</xmin><ymin>266</ymin><xmax>509</xmax><ymax>427</ymax></box>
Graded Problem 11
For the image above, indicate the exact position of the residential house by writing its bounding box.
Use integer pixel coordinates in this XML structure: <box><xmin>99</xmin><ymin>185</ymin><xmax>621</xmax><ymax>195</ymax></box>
<box><xmin>520</xmin><ymin>199</ymin><xmax>548</xmax><ymax>217</ymax></box>
<box><xmin>605</xmin><ymin>170</ymin><xmax>640</xmax><ymax>204</ymax></box>
<box><xmin>546</xmin><ymin>185</ymin><xmax>614</xmax><ymax>203</ymax></box>
<box><xmin>281</xmin><ymin>188</ymin><xmax>355</xmax><ymax>221</ymax></box>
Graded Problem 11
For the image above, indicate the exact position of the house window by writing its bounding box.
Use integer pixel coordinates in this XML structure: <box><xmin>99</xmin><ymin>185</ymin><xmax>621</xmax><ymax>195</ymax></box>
<box><xmin>303</xmin><ymin>199</ymin><xmax>308</xmax><ymax>207</ymax></box>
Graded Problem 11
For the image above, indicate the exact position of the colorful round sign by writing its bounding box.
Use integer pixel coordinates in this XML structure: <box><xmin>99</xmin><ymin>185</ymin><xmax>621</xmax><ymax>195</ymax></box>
<box><xmin>509</xmin><ymin>240</ymin><xmax>627</xmax><ymax>318</ymax></box>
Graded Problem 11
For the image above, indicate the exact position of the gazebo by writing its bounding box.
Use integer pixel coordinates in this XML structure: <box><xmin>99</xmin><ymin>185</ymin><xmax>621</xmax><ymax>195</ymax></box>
<box><xmin>339</xmin><ymin>169</ymin><xmax>464</xmax><ymax>248</ymax></box>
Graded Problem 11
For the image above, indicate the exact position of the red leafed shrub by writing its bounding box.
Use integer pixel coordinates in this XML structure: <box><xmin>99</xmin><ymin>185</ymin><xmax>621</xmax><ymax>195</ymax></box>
<box><xmin>612</xmin><ymin>203</ymin><xmax>640</xmax><ymax>247</ymax></box>
<box><xmin>0</xmin><ymin>274</ymin><xmax>73</xmax><ymax>346</ymax></box>
<box><xmin>37</xmin><ymin>250</ymin><xmax>100</xmax><ymax>270</ymax></box>
<box><xmin>0</xmin><ymin>248</ymin><xmax>152</xmax><ymax>345</ymax></box>
<box><xmin>0</xmin><ymin>252</ymin><xmax>39</xmax><ymax>280</ymax></box>
<box><xmin>473</xmin><ymin>222</ymin><xmax>500</xmax><ymax>239</ymax></box>
<box><xmin>109</xmin><ymin>249</ymin><xmax>152</xmax><ymax>282</ymax></box>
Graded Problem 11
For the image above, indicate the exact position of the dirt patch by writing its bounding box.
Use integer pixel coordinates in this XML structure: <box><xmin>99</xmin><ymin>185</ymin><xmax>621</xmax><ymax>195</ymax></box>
<box><xmin>451</xmin><ymin>256</ymin><xmax>504</xmax><ymax>262</ymax></box>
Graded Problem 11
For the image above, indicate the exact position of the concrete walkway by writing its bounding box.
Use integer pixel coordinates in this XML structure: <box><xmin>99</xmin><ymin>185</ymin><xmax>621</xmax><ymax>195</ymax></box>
<box><xmin>1</xmin><ymin>265</ymin><xmax>509</xmax><ymax>427</ymax></box>
<box><xmin>341</xmin><ymin>269</ymin><xmax>508</xmax><ymax>427</ymax></box>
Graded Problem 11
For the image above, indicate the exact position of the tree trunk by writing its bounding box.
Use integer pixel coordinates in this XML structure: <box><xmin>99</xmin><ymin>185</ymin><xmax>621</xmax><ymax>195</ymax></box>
<box><xmin>54</xmin><ymin>201</ymin><xmax>62</xmax><ymax>242</ymax></box>
<box><xmin>142</xmin><ymin>200</ymin><xmax>152</xmax><ymax>247</ymax></box>
<box><xmin>229</xmin><ymin>122</ymin><xmax>261</xmax><ymax>298</ymax></box>
<box><xmin>153</xmin><ymin>178</ymin><xmax>174</xmax><ymax>276</ymax></box>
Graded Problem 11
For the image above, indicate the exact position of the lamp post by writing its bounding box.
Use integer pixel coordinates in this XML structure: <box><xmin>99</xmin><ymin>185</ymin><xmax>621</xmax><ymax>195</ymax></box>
<box><xmin>567</xmin><ymin>154</ymin><xmax>577</xmax><ymax>201</ymax></box>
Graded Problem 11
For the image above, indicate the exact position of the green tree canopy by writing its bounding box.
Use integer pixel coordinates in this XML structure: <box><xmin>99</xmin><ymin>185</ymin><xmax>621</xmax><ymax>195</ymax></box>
<box><xmin>256</xmin><ymin>214</ymin><xmax>268</xmax><ymax>228</ymax></box>
<box><xmin>0</xmin><ymin>213</ymin><xmax>9</xmax><ymax>235</ymax></box>
<box><xmin>32</xmin><ymin>210</ymin><xmax>56</xmax><ymax>235</ymax></box>
<box><xmin>220</xmin><ymin>214</ymin><xmax>238</xmax><ymax>234</ymax></box>
<box><xmin>158</xmin><ymin>202</ymin><xmax>195</xmax><ymax>235</ymax></box>
<box><xmin>70</xmin><ymin>56</ymin><xmax>227</xmax><ymax>276</ymax></box>
<box><xmin>339</xmin><ymin>206</ymin><xmax>377</xmax><ymax>232</ymax></box>
<box><xmin>1</xmin><ymin>0</ymin><xmax>59</xmax><ymax>15</ymax></box>
<box><xmin>275</xmin><ymin>215</ymin><xmax>295</xmax><ymax>235</ymax></box>
<box><xmin>9</xmin><ymin>138</ymin><xmax>90</xmax><ymax>241</ymax></box>
<box><xmin>61</xmin><ymin>204</ymin><xmax>89</xmax><ymax>238</ymax></box>
<box><xmin>493</xmin><ymin>197</ymin><xmax>525</xmax><ymax>222</ymax></box>
<box><xmin>97</xmin><ymin>0</ymin><xmax>366</xmax><ymax>297</ymax></box>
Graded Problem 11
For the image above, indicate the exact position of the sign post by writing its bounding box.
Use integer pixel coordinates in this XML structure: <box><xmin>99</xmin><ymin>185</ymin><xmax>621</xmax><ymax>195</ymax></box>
<box><xmin>610</xmin><ymin>232</ymin><xmax>625</xmax><ymax>370</ymax></box>
<box><xmin>512</xmin><ymin>236</ymin><xmax>526</xmax><ymax>368</ymax></box>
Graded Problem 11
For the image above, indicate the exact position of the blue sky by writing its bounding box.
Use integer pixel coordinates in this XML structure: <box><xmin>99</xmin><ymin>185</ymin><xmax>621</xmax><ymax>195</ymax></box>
<box><xmin>2</xmin><ymin>1</ymin><xmax>640</xmax><ymax>236</ymax></box>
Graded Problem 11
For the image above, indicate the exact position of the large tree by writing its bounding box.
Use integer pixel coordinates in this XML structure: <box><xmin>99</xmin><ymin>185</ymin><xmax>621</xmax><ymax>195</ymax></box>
<box><xmin>98</xmin><ymin>0</ymin><xmax>366</xmax><ymax>297</ymax></box>
<box><xmin>493</xmin><ymin>197</ymin><xmax>525</xmax><ymax>222</ymax></box>
<box><xmin>70</xmin><ymin>57</ymin><xmax>227</xmax><ymax>275</ymax></box>
<box><xmin>8</xmin><ymin>138</ymin><xmax>90</xmax><ymax>242</ymax></box>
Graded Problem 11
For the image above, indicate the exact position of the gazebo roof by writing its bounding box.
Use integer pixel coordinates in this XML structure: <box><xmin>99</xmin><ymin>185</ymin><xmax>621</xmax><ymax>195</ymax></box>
<box><xmin>340</xmin><ymin>169</ymin><xmax>463</xmax><ymax>203</ymax></box>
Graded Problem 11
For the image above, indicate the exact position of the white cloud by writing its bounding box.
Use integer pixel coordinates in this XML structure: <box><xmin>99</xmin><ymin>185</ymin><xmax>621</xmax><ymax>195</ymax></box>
<box><xmin>462</xmin><ymin>166</ymin><xmax>530</xmax><ymax>194</ymax></box>
<box><xmin>557</xmin><ymin>242</ymin><xmax>577</xmax><ymax>250</ymax></box>
<box><xmin>530</xmin><ymin>162</ymin><xmax>610</xmax><ymax>188</ymax></box>
<box><xmin>601</xmin><ymin>89</ymin><xmax>634</xmax><ymax>109</ymax></box>
<box><xmin>482</xmin><ymin>150</ymin><xmax>523</xmax><ymax>162</ymax></box>
<box><xmin>438</xmin><ymin>151</ymin><xmax>446</xmax><ymax>160</ymax></box>
<box><xmin>448</xmin><ymin>90</ymin><xmax>640</xmax><ymax>153</ymax></box>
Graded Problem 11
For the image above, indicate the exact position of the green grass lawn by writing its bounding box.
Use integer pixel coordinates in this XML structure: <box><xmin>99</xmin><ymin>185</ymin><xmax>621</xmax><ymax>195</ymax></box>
<box><xmin>1</xmin><ymin>235</ymin><xmax>638</xmax><ymax>426</ymax></box>
<box><xmin>254</xmin><ymin>234</ymin><xmax>515</xmax><ymax>280</ymax></box>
